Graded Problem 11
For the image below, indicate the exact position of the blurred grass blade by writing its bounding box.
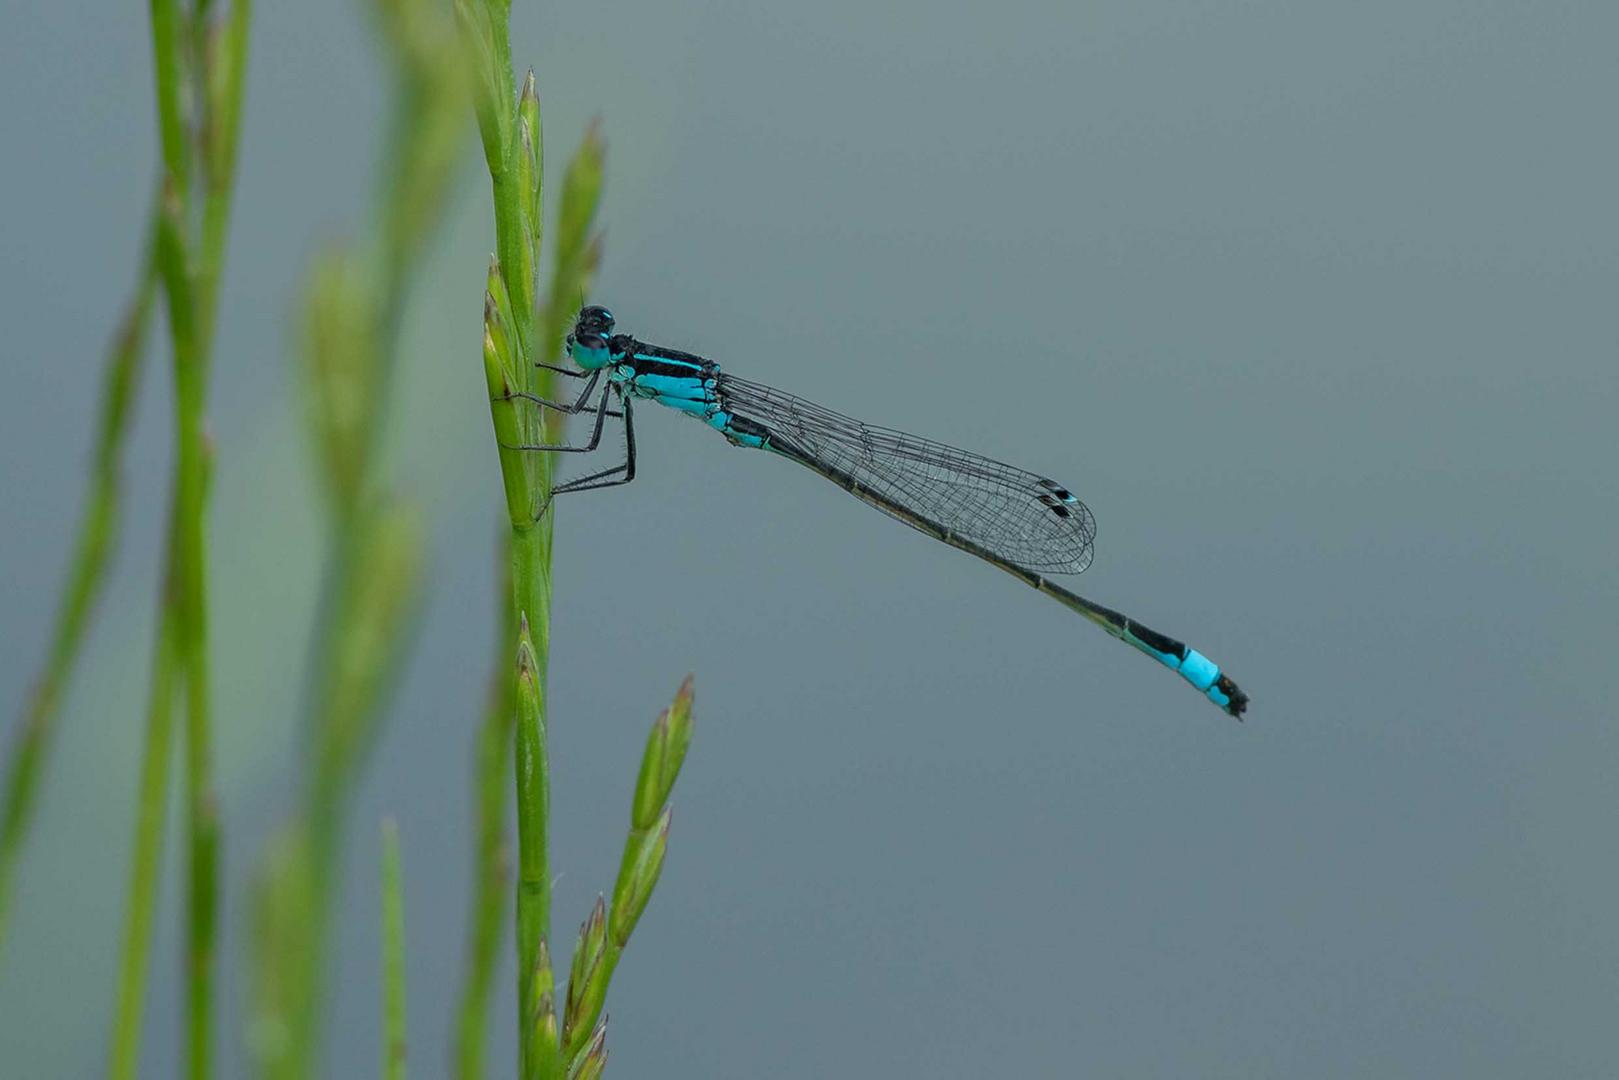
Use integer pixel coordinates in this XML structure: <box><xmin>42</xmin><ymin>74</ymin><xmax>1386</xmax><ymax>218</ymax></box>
<box><xmin>381</xmin><ymin>819</ymin><xmax>407</xmax><ymax>1080</ymax></box>
<box><xmin>248</xmin><ymin>829</ymin><xmax>316</xmax><ymax>1070</ymax></box>
<box><xmin>373</xmin><ymin>5</ymin><xmax>466</xmax><ymax>280</ymax></box>
<box><xmin>537</xmin><ymin>126</ymin><xmax>606</xmax><ymax>371</ymax></box>
<box><xmin>0</xmin><ymin>230</ymin><xmax>158</xmax><ymax>959</ymax></box>
<box><xmin>454</xmin><ymin>556</ymin><xmax>515</xmax><ymax>1080</ymax></box>
<box><xmin>203</xmin><ymin>17</ymin><xmax>244</xmax><ymax>186</ymax></box>
<box><xmin>253</xmin><ymin>500</ymin><xmax>425</xmax><ymax>1079</ymax></box>
<box><xmin>248</xmin><ymin>0</ymin><xmax>461</xmax><ymax>1073</ymax></box>
<box><xmin>312</xmin><ymin>504</ymin><xmax>425</xmax><ymax>795</ymax></box>
<box><xmin>148</xmin><ymin>0</ymin><xmax>191</xmax><ymax>197</ymax></box>
<box><xmin>141</xmin><ymin>3</ymin><xmax>258</xmax><ymax>1074</ymax></box>
<box><xmin>109</xmin><ymin>538</ymin><xmax>184</xmax><ymax>1080</ymax></box>
<box><xmin>302</xmin><ymin>246</ymin><xmax>377</xmax><ymax>517</ymax></box>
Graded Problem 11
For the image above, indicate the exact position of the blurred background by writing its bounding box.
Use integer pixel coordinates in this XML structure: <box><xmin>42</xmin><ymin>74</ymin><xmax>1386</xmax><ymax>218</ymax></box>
<box><xmin>3</xmin><ymin>1</ymin><xmax>1616</xmax><ymax>1076</ymax></box>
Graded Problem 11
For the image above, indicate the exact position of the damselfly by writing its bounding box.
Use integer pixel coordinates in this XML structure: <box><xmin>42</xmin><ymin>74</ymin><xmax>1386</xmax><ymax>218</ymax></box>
<box><xmin>506</xmin><ymin>305</ymin><xmax>1248</xmax><ymax>718</ymax></box>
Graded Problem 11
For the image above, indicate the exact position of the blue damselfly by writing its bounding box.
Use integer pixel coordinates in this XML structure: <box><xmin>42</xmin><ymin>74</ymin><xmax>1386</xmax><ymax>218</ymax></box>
<box><xmin>505</xmin><ymin>306</ymin><xmax>1248</xmax><ymax>718</ymax></box>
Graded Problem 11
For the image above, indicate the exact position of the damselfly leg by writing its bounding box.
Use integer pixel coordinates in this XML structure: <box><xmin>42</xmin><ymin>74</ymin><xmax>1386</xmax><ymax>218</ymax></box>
<box><xmin>497</xmin><ymin>365</ymin><xmax>604</xmax><ymax>417</ymax></box>
<box><xmin>496</xmin><ymin>377</ymin><xmax>621</xmax><ymax>456</ymax></box>
<box><xmin>535</xmin><ymin>360</ymin><xmax>591</xmax><ymax>379</ymax></box>
<box><xmin>531</xmin><ymin>388</ymin><xmax>638</xmax><ymax>519</ymax></box>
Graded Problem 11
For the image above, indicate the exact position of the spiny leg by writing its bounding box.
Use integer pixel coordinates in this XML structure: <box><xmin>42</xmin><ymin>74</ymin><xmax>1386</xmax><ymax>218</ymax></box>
<box><xmin>535</xmin><ymin>360</ymin><xmax>591</xmax><ymax>380</ymax></box>
<box><xmin>535</xmin><ymin>389</ymin><xmax>637</xmax><ymax>519</ymax></box>
<box><xmin>495</xmin><ymin>367</ymin><xmax>603</xmax><ymax>416</ymax></box>
<box><xmin>553</xmin><ymin>389</ymin><xmax>636</xmax><ymax>491</ymax></box>
<box><xmin>501</xmin><ymin>379</ymin><xmax>616</xmax><ymax>453</ymax></box>
<box><xmin>507</xmin><ymin>392</ymin><xmax>626</xmax><ymax>421</ymax></box>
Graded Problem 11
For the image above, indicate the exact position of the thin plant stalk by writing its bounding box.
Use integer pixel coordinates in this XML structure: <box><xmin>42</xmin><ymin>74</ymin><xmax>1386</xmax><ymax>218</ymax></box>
<box><xmin>246</xmin><ymin>4</ymin><xmax>459</xmax><ymax>1076</ymax></box>
<box><xmin>109</xmin><ymin>533</ymin><xmax>183</xmax><ymax>1080</ymax></box>
<box><xmin>107</xmin><ymin>2</ymin><xmax>252</xmax><ymax>1076</ymax></box>
<box><xmin>381</xmin><ymin>820</ymin><xmax>407</xmax><ymax>1080</ymax></box>
<box><xmin>0</xmin><ymin>227</ymin><xmax>158</xmax><ymax>960</ymax></box>
<box><xmin>511</xmin><ymin>618</ymin><xmax>553</xmax><ymax>1080</ymax></box>
<box><xmin>156</xmin><ymin>167</ymin><xmax>220</xmax><ymax>1080</ymax></box>
<box><xmin>453</xmin><ymin>564</ymin><xmax>515</xmax><ymax>1080</ymax></box>
<box><xmin>454</xmin><ymin>3</ymin><xmax>606</xmax><ymax>1072</ymax></box>
<box><xmin>559</xmin><ymin>679</ymin><xmax>692</xmax><ymax>1069</ymax></box>
<box><xmin>455</xmin><ymin>7</ymin><xmax>544</xmax><ymax>1078</ymax></box>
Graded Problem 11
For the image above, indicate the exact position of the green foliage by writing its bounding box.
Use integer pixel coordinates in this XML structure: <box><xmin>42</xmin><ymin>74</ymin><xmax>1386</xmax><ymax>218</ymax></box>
<box><xmin>513</xmin><ymin>619</ymin><xmax>559</xmax><ymax>1080</ymax></box>
<box><xmin>103</xmin><ymin>2</ymin><xmax>254</xmax><ymax>1077</ymax></box>
<box><xmin>247</xmin><ymin>829</ymin><xmax>317</xmax><ymax>1069</ymax></box>
<box><xmin>453</xmin><ymin>582</ymin><xmax>517</xmax><ymax>1080</ymax></box>
<box><xmin>0</xmin><ymin>225</ymin><xmax>157</xmax><ymax>959</ymax></box>
<box><xmin>110</xmin><ymin>532</ymin><xmax>184</xmax><ymax>1080</ymax></box>
<box><xmin>560</xmin><ymin>682</ymin><xmax>694</xmax><ymax>1072</ymax></box>
<box><xmin>457</xmin><ymin>4</ymin><xmax>699</xmax><ymax>1072</ymax></box>
<box><xmin>247</xmin><ymin>0</ymin><xmax>461</xmax><ymax>1075</ymax></box>
<box><xmin>6</xmin><ymin>5</ymin><xmax>699</xmax><ymax>1079</ymax></box>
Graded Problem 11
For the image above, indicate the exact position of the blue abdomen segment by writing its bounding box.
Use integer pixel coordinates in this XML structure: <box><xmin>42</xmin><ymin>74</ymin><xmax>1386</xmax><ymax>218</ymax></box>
<box><xmin>1174</xmin><ymin>648</ymin><xmax>1234</xmax><ymax>709</ymax></box>
<box><xmin>618</xmin><ymin>351</ymin><xmax>774</xmax><ymax>450</ymax></box>
<box><xmin>631</xmin><ymin>371</ymin><xmax>714</xmax><ymax>400</ymax></box>
<box><xmin>1142</xmin><ymin>643</ymin><xmax>1233</xmax><ymax>710</ymax></box>
<box><xmin>658</xmin><ymin>394</ymin><xmax>714</xmax><ymax>417</ymax></box>
<box><xmin>1121</xmin><ymin>624</ymin><xmax>1238</xmax><ymax>713</ymax></box>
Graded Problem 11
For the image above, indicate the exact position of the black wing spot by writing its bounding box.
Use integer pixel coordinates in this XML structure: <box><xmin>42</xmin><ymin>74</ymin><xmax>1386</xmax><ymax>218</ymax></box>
<box><xmin>1036</xmin><ymin>493</ymin><xmax>1074</xmax><ymax>518</ymax></box>
<box><xmin>1037</xmin><ymin>478</ymin><xmax>1076</xmax><ymax>501</ymax></box>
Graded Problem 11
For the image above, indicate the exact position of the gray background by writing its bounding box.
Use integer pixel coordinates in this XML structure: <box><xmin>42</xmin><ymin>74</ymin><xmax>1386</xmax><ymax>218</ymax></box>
<box><xmin>3</xmin><ymin>2</ymin><xmax>1616</xmax><ymax>1076</ymax></box>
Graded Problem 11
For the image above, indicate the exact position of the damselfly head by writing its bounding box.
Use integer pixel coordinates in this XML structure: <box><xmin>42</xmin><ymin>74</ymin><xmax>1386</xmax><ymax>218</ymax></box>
<box><xmin>575</xmin><ymin>304</ymin><xmax>615</xmax><ymax>336</ymax></box>
<box><xmin>565</xmin><ymin>306</ymin><xmax>616</xmax><ymax>369</ymax></box>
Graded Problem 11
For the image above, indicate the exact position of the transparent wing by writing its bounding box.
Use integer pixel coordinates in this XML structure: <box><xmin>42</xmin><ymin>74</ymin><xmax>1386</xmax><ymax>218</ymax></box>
<box><xmin>718</xmin><ymin>374</ymin><xmax>1096</xmax><ymax>574</ymax></box>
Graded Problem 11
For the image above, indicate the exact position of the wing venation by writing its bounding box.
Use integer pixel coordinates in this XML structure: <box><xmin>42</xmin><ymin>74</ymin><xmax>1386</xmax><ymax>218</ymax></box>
<box><xmin>718</xmin><ymin>374</ymin><xmax>1096</xmax><ymax>574</ymax></box>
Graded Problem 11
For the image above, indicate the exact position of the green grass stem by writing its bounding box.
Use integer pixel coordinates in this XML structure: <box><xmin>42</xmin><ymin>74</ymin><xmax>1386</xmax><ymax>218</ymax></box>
<box><xmin>15</xmin><ymin>4</ymin><xmax>708</xmax><ymax>1078</ymax></box>
<box><xmin>513</xmin><ymin>621</ymin><xmax>556</xmax><ymax>1080</ymax></box>
<box><xmin>109</xmin><ymin>537</ymin><xmax>183</xmax><ymax>1080</ymax></box>
<box><xmin>0</xmin><ymin>225</ymin><xmax>158</xmax><ymax>960</ymax></box>
<box><xmin>246</xmin><ymin>3</ymin><xmax>460</xmax><ymax>1075</ymax></box>
<box><xmin>106</xmin><ymin>3</ymin><xmax>253</xmax><ymax>1075</ymax></box>
<box><xmin>453</xmin><ymin>8</ymin><xmax>604</xmax><ymax>1079</ymax></box>
<box><xmin>453</xmin><ymin>570</ymin><xmax>515</xmax><ymax>1080</ymax></box>
<box><xmin>380</xmin><ymin>820</ymin><xmax>407</xmax><ymax>1080</ymax></box>
<box><xmin>561</xmin><ymin>680</ymin><xmax>693</xmax><ymax>1067</ymax></box>
<box><xmin>156</xmin><ymin>168</ymin><xmax>220</xmax><ymax>1080</ymax></box>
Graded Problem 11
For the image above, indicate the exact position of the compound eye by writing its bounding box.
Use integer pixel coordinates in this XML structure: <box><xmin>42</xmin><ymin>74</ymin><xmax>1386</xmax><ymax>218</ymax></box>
<box><xmin>578</xmin><ymin>305</ymin><xmax>614</xmax><ymax>333</ymax></box>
